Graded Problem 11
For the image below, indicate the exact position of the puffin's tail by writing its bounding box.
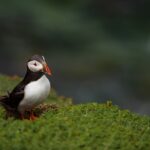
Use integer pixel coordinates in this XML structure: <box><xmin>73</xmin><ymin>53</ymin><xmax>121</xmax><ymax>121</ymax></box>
<box><xmin>0</xmin><ymin>95</ymin><xmax>18</xmax><ymax>119</ymax></box>
<box><xmin>0</xmin><ymin>95</ymin><xmax>13</xmax><ymax>111</ymax></box>
<box><xmin>0</xmin><ymin>94</ymin><xmax>14</xmax><ymax>112</ymax></box>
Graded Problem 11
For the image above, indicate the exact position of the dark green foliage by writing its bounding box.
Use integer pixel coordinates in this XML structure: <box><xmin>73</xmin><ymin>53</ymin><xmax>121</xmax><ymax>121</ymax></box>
<box><xmin>0</xmin><ymin>75</ymin><xmax>150</xmax><ymax>150</ymax></box>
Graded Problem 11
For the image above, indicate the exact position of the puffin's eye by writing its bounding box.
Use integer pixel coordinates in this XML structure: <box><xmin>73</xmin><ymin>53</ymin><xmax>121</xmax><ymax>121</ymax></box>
<box><xmin>34</xmin><ymin>62</ymin><xmax>37</xmax><ymax>66</ymax></box>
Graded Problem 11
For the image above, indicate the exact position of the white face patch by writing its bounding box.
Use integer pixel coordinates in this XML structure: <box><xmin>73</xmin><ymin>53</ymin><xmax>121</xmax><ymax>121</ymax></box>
<box><xmin>27</xmin><ymin>60</ymin><xmax>43</xmax><ymax>72</ymax></box>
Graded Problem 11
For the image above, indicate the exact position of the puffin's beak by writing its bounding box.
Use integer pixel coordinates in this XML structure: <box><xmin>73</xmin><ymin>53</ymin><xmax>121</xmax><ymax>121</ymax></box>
<box><xmin>43</xmin><ymin>63</ymin><xmax>52</xmax><ymax>76</ymax></box>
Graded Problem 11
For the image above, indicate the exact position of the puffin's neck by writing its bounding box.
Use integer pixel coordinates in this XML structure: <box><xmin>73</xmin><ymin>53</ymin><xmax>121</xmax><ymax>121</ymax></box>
<box><xmin>22</xmin><ymin>69</ymin><xmax>44</xmax><ymax>85</ymax></box>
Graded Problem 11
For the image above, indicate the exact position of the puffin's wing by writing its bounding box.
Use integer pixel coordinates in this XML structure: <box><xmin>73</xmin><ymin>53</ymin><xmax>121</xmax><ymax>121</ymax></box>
<box><xmin>9</xmin><ymin>83</ymin><xmax>25</xmax><ymax>108</ymax></box>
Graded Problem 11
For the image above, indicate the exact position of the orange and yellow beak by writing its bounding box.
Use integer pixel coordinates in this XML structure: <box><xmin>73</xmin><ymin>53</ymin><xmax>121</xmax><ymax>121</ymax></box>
<box><xmin>43</xmin><ymin>63</ymin><xmax>52</xmax><ymax>76</ymax></box>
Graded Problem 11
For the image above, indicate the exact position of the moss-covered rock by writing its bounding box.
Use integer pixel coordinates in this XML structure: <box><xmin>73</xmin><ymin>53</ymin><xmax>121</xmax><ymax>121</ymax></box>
<box><xmin>0</xmin><ymin>74</ymin><xmax>150</xmax><ymax>150</ymax></box>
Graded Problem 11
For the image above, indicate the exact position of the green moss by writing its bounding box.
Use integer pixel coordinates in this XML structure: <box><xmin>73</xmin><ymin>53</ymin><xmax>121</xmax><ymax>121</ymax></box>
<box><xmin>0</xmin><ymin>74</ymin><xmax>150</xmax><ymax>150</ymax></box>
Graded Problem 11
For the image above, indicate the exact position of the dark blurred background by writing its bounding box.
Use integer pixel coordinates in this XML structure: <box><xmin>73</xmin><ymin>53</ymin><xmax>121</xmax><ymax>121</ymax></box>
<box><xmin>0</xmin><ymin>0</ymin><xmax>150</xmax><ymax>114</ymax></box>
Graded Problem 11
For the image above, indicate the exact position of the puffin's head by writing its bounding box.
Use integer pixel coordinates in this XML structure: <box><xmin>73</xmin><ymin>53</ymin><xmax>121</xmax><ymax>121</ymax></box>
<box><xmin>27</xmin><ymin>55</ymin><xmax>52</xmax><ymax>75</ymax></box>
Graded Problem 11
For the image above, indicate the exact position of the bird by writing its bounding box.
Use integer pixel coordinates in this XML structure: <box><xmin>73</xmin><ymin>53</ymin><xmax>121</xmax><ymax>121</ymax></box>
<box><xmin>0</xmin><ymin>55</ymin><xmax>51</xmax><ymax>120</ymax></box>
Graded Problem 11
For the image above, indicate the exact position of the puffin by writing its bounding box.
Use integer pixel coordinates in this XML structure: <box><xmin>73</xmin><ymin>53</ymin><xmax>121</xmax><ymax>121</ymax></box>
<box><xmin>0</xmin><ymin>55</ymin><xmax>51</xmax><ymax>120</ymax></box>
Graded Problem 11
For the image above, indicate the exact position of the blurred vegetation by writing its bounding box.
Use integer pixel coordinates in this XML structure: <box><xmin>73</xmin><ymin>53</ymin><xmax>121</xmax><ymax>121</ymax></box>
<box><xmin>0</xmin><ymin>75</ymin><xmax>150</xmax><ymax>149</ymax></box>
<box><xmin>0</xmin><ymin>0</ymin><xmax>150</xmax><ymax>114</ymax></box>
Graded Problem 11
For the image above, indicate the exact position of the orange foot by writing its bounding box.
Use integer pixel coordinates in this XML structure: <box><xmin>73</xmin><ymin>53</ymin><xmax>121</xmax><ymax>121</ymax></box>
<box><xmin>29</xmin><ymin>111</ymin><xmax>37</xmax><ymax>121</ymax></box>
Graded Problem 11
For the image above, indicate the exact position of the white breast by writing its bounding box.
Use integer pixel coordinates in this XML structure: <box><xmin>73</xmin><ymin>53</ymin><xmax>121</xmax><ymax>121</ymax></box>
<box><xmin>18</xmin><ymin>75</ymin><xmax>50</xmax><ymax>113</ymax></box>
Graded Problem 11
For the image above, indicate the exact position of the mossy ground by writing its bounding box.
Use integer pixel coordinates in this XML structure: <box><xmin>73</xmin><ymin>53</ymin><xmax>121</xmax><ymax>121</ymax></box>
<box><xmin>0</xmin><ymin>75</ymin><xmax>150</xmax><ymax>150</ymax></box>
